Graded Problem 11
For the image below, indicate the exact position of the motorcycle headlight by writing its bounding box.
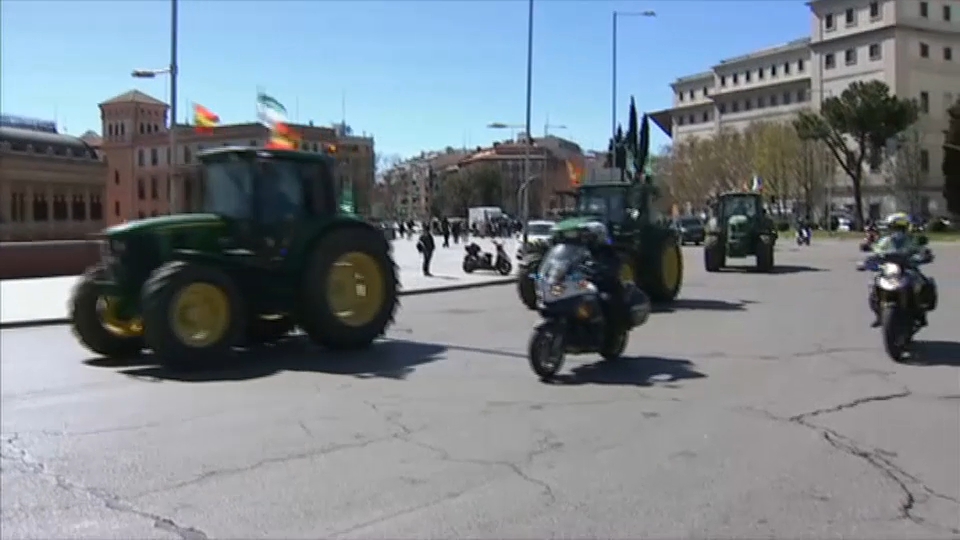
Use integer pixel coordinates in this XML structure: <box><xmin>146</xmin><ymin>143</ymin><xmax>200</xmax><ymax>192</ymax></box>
<box><xmin>880</xmin><ymin>262</ymin><xmax>901</xmax><ymax>277</ymax></box>
<box><xmin>550</xmin><ymin>283</ymin><xmax>565</xmax><ymax>296</ymax></box>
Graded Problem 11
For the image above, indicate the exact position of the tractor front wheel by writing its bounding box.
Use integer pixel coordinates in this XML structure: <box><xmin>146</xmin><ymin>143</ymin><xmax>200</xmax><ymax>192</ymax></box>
<box><xmin>756</xmin><ymin>236</ymin><xmax>775</xmax><ymax>273</ymax></box>
<box><xmin>70</xmin><ymin>265</ymin><xmax>144</xmax><ymax>360</ymax></box>
<box><xmin>704</xmin><ymin>236</ymin><xmax>726</xmax><ymax>272</ymax></box>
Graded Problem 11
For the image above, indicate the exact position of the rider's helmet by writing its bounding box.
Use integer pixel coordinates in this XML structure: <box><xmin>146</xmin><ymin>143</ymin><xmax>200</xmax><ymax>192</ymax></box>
<box><xmin>582</xmin><ymin>220</ymin><xmax>612</xmax><ymax>247</ymax></box>
<box><xmin>886</xmin><ymin>212</ymin><xmax>910</xmax><ymax>233</ymax></box>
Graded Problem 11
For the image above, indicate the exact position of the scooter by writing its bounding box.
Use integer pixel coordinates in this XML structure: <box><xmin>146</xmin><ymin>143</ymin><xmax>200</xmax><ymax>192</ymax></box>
<box><xmin>463</xmin><ymin>241</ymin><xmax>512</xmax><ymax>275</ymax></box>
<box><xmin>796</xmin><ymin>227</ymin><xmax>811</xmax><ymax>246</ymax></box>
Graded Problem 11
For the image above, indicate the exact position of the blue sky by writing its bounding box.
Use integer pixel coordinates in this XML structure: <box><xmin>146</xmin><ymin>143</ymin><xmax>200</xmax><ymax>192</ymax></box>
<box><xmin>2</xmin><ymin>0</ymin><xmax>811</xmax><ymax>158</ymax></box>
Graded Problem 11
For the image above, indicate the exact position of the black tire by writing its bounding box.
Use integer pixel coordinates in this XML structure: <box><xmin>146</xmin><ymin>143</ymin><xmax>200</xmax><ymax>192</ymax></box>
<box><xmin>881</xmin><ymin>305</ymin><xmax>910</xmax><ymax>362</ymax></box>
<box><xmin>246</xmin><ymin>315</ymin><xmax>295</xmax><ymax>345</ymax></box>
<box><xmin>497</xmin><ymin>259</ymin><xmax>512</xmax><ymax>276</ymax></box>
<box><xmin>518</xmin><ymin>271</ymin><xmax>537</xmax><ymax>310</ymax></box>
<box><xmin>462</xmin><ymin>257</ymin><xmax>476</xmax><ymax>273</ymax></box>
<box><xmin>599</xmin><ymin>329</ymin><xmax>628</xmax><ymax>361</ymax></box>
<box><xmin>528</xmin><ymin>323</ymin><xmax>565</xmax><ymax>381</ymax></box>
<box><xmin>642</xmin><ymin>239</ymin><xmax>684</xmax><ymax>303</ymax></box>
<box><xmin>704</xmin><ymin>236</ymin><xmax>725</xmax><ymax>272</ymax></box>
<box><xmin>299</xmin><ymin>226</ymin><xmax>399</xmax><ymax>351</ymax></box>
<box><xmin>756</xmin><ymin>237</ymin><xmax>775</xmax><ymax>273</ymax></box>
<box><xmin>142</xmin><ymin>262</ymin><xmax>246</xmax><ymax>369</ymax></box>
<box><xmin>70</xmin><ymin>265</ymin><xmax>144</xmax><ymax>359</ymax></box>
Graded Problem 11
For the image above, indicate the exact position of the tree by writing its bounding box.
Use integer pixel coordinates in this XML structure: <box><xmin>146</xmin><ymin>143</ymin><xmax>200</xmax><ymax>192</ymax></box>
<box><xmin>751</xmin><ymin>122</ymin><xmax>801</xmax><ymax>205</ymax></box>
<box><xmin>944</xmin><ymin>99</ymin><xmax>960</xmax><ymax>216</ymax></box>
<box><xmin>434</xmin><ymin>172</ymin><xmax>473</xmax><ymax>218</ymax></box>
<box><xmin>885</xmin><ymin>126</ymin><xmax>928</xmax><ymax>215</ymax></box>
<box><xmin>794</xmin><ymin>80</ymin><xmax>918</xmax><ymax>228</ymax></box>
<box><xmin>375</xmin><ymin>153</ymin><xmax>404</xmax><ymax>218</ymax></box>
<box><xmin>789</xmin><ymin>135</ymin><xmax>834</xmax><ymax>220</ymax></box>
<box><xmin>469</xmin><ymin>165</ymin><xmax>504</xmax><ymax>207</ymax></box>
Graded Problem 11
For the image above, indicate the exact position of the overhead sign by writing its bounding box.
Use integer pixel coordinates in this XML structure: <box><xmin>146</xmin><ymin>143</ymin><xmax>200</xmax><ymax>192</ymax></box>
<box><xmin>0</xmin><ymin>114</ymin><xmax>58</xmax><ymax>133</ymax></box>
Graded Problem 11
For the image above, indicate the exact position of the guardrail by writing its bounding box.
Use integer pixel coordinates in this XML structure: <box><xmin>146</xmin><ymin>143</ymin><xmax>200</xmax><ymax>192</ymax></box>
<box><xmin>0</xmin><ymin>241</ymin><xmax>100</xmax><ymax>280</ymax></box>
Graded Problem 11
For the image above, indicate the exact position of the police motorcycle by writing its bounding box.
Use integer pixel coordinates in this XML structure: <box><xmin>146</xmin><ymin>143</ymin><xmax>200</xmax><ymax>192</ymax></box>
<box><xmin>463</xmin><ymin>240</ymin><xmax>512</xmax><ymax>275</ymax></box>
<box><xmin>858</xmin><ymin>236</ymin><xmax>936</xmax><ymax>362</ymax></box>
<box><xmin>528</xmin><ymin>241</ymin><xmax>652</xmax><ymax>380</ymax></box>
<box><xmin>796</xmin><ymin>226</ymin><xmax>811</xmax><ymax>246</ymax></box>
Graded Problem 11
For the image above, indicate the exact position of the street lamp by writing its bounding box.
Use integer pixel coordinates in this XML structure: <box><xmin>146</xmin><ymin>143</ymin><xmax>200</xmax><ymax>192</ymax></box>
<box><xmin>132</xmin><ymin>0</ymin><xmax>179</xmax><ymax>213</ymax></box>
<box><xmin>611</xmin><ymin>10</ymin><xmax>656</xmax><ymax>139</ymax></box>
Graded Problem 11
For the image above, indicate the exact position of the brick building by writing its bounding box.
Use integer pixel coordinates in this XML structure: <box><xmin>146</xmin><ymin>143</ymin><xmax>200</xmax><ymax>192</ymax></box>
<box><xmin>97</xmin><ymin>90</ymin><xmax>376</xmax><ymax>225</ymax></box>
<box><xmin>0</xmin><ymin>121</ymin><xmax>107</xmax><ymax>241</ymax></box>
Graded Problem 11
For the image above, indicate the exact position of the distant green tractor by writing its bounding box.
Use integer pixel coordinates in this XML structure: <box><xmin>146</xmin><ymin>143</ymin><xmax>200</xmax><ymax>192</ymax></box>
<box><xmin>69</xmin><ymin>146</ymin><xmax>399</xmax><ymax>369</ymax></box>
<box><xmin>517</xmin><ymin>181</ymin><xmax>683</xmax><ymax>309</ymax></box>
<box><xmin>703</xmin><ymin>191</ymin><xmax>777</xmax><ymax>273</ymax></box>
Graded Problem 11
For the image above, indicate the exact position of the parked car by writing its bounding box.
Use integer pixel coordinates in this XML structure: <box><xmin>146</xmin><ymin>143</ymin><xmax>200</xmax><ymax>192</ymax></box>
<box><xmin>516</xmin><ymin>220</ymin><xmax>556</xmax><ymax>262</ymax></box>
<box><xmin>672</xmin><ymin>216</ymin><xmax>706</xmax><ymax>245</ymax></box>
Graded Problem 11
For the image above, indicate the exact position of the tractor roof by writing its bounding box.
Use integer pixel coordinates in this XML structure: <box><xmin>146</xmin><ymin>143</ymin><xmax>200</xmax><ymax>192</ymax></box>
<box><xmin>197</xmin><ymin>145</ymin><xmax>334</xmax><ymax>163</ymax></box>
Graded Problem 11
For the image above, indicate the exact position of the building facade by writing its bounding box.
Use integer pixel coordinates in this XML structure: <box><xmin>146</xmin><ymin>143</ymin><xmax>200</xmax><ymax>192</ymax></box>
<box><xmin>97</xmin><ymin>90</ymin><xmax>376</xmax><ymax>225</ymax></box>
<box><xmin>652</xmin><ymin>0</ymin><xmax>959</xmax><ymax>216</ymax></box>
<box><xmin>0</xmin><ymin>124</ymin><xmax>107</xmax><ymax>241</ymax></box>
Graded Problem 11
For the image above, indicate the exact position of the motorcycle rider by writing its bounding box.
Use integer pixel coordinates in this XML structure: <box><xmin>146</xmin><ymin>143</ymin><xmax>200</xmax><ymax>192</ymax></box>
<box><xmin>864</xmin><ymin>213</ymin><xmax>934</xmax><ymax>328</ymax></box>
<box><xmin>582</xmin><ymin>221</ymin><xmax>631</xmax><ymax>333</ymax></box>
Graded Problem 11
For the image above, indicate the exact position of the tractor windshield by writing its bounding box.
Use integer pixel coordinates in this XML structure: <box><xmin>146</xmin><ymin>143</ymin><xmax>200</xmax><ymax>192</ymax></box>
<box><xmin>719</xmin><ymin>195</ymin><xmax>759</xmax><ymax>220</ymax></box>
<box><xmin>202</xmin><ymin>159</ymin><xmax>254</xmax><ymax>219</ymax></box>
<box><xmin>575</xmin><ymin>187</ymin><xmax>626</xmax><ymax>223</ymax></box>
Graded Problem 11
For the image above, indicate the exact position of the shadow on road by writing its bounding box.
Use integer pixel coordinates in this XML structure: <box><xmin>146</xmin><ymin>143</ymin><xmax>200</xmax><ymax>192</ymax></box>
<box><xmin>550</xmin><ymin>356</ymin><xmax>706</xmax><ymax>387</ymax></box>
<box><xmin>654</xmin><ymin>298</ymin><xmax>755</xmax><ymax>313</ymax></box>
<box><xmin>908</xmin><ymin>340</ymin><xmax>960</xmax><ymax>367</ymax></box>
<box><xmin>718</xmin><ymin>264</ymin><xmax>824</xmax><ymax>275</ymax></box>
<box><xmin>82</xmin><ymin>338</ymin><xmax>447</xmax><ymax>383</ymax></box>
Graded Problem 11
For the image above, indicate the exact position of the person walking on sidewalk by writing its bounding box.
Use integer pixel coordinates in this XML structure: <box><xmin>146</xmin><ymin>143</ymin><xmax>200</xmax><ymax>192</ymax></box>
<box><xmin>441</xmin><ymin>217</ymin><xmax>451</xmax><ymax>248</ymax></box>
<box><xmin>416</xmin><ymin>227</ymin><xmax>436</xmax><ymax>276</ymax></box>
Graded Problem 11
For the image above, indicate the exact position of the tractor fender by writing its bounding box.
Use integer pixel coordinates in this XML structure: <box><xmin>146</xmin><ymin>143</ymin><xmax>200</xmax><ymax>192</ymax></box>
<box><xmin>295</xmin><ymin>218</ymin><xmax>392</xmax><ymax>281</ymax></box>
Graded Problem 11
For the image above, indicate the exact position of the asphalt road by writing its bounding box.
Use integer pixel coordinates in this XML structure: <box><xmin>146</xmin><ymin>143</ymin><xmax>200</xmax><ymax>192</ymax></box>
<box><xmin>3</xmin><ymin>241</ymin><xmax>959</xmax><ymax>539</ymax></box>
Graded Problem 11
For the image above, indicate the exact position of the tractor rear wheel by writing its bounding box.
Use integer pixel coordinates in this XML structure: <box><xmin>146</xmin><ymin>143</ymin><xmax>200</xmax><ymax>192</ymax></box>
<box><xmin>299</xmin><ymin>226</ymin><xmax>399</xmax><ymax>350</ymax></box>
<box><xmin>756</xmin><ymin>236</ymin><xmax>775</xmax><ymax>273</ymax></box>
<box><xmin>142</xmin><ymin>262</ymin><xmax>246</xmax><ymax>369</ymax></box>
<box><xmin>643</xmin><ymin>240</ymin><xmax>683</xmax><ymax>303</ymax></box>
<box><xmin>704</xmin><ymin>236</ymin><xmax>726</xmax><ymax>272</ymax></box>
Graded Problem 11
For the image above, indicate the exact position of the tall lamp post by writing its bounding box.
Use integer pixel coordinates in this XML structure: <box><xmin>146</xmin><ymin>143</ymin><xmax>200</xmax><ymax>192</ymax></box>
<box><xmin>611</xmin><ymin>10</ymin><xmax>656</xmax><ymax>139</ymax></box>
<box><xmin>132</xmin><ymin>0</ymin><xmax>179</xmax><ymax>213</ymax></box>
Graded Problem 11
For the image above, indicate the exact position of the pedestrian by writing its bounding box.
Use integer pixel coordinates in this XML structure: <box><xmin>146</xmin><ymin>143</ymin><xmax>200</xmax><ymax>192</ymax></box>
<box><xmin>441</xmin><ymin>217</ymin><xmax>451</xmax><ymax>248</ymax></box>
<box><xmin>416</xmin><ymin>226</ymin><xmax>436</xmax><ymax>276</ymax></box>
<box><xmin>398</xmin><ymin>221</ymin><xmax>406</xmax><ymax>238</ymax></box>
<box><xmin>452</xmin><ymin>220</ymin><xmax>461</xmax><ymax>244</ymax></box>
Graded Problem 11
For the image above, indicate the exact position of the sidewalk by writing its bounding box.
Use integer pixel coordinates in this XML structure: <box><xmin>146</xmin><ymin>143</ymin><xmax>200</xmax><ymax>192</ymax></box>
<box><xmin>1</xmin><ymin>237</ymin><xmax>518</xmax><ymax>327</ymax></box>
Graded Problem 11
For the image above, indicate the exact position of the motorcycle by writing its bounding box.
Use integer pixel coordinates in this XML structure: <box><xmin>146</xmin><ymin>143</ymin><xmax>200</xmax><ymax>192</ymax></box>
<box><xmin>859</xmin><ymin>242</ymin><xmax>936</xmax><ymax>362</ymax></box>
<box><xmin>860</xmin><ymin>228</ymin><xmax>880</xmax><ymax>252</ymax></box>
<box><xmin>796</xmin><ymin>227</ymin><xmax>811</xmax><ymax>246</ymax></box>
<box><xmin>528</xmin><ymin>243</ymin><xmax>651</xmax><ymax>380</ymax></box>
<box><xmin>463</xmin><ymin>241</ymin><xmax>512</xmax><ymax>276</ymax></box>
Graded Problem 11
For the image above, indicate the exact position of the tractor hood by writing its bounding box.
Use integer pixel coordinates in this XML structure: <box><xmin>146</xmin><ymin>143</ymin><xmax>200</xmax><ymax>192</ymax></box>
<box><xmin>104</xmin><ymin>213</ymin><xmax>227</xmax><ymax>237</ymax></box>
<box><xmin>553</xmin><ymin>216</ymin><xmax>601</xmax><ymax>232</ymax></box>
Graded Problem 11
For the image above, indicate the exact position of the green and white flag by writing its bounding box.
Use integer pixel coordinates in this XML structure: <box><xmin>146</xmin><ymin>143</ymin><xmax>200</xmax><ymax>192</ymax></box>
<box><xmin>257</xmin><ymin>91</ymin><xmax>288</xmax><ymax>127</ymax></box>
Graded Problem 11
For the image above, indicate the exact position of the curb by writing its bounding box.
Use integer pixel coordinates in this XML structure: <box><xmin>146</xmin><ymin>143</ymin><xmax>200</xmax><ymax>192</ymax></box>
<box><xmin>0</xmin><ymin>277</ymin><xmax>517</xmax><ymax>331</ymax></box>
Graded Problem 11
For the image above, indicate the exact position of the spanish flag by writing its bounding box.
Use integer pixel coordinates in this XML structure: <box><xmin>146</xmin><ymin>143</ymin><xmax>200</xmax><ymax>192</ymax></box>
<box><xmin>566</xmin><ymin>158</ymin><xmax>584</xmax><ymax>186</ymax></box>
<box><xmin>265</xmin><ymin>122</ymin><xmax>301</xmax><ymax>150</ymax></box>
<box><xmin>193</xmin><ymin>103</ymin><xmax>220</xmax><ymax>134</ymax></box>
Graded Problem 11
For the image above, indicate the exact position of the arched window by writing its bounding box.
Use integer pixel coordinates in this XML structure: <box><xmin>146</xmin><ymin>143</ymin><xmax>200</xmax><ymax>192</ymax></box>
<box><xmin>114</xmin><ymin>170</ymin><xmax>120</xmax><ymax>184</ymax></box>
<box><xmin>53</xmin><ymin>195</ymin><xmax>68</xmax><ymax>221</ymax></box>
<box><xmin>72</xmin><ymin>194</ymin><xmax>87</xmax><ymax>221</ymax></box>
<box><xmin>33</xmin><ymin>194</ymin><xmax>48</xmax><ymax>221</ymax></box>
<box><xmin>89</xmin><ymin>196</ymin><xmax>102</xmax><ymax>220</ymax></box>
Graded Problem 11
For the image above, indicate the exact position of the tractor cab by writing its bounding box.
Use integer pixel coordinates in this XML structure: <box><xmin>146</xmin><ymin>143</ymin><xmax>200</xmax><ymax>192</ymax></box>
<box><xmin>704</xmin><ymin>191</ymin><xmax>777</xmax><ymax>272</ymax></box>
<box><xmin>195</xmin><ymin>146</ymin><xmax>340</xmax><ymax>222</ymax></box>
<box><xmin>555</xmin><ymin>182</ymin><xmax>649</xmax><ymax>234</ymax></box>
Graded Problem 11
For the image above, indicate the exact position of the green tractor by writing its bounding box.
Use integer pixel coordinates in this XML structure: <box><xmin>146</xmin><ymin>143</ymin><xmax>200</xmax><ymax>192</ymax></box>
<box><xmin>703</xmin><ymin>191</ymin><xmax>777</xmax><ymax>273</ymax></box>
<box><xmin>69</xmin><ymin>146</ymin><xmax>399</xmax><ymax>369</ymax></box>
<box><xmin>516</xmin><ymin>181</ymin><xmax>683</xmax><ymax>309</ymax></box>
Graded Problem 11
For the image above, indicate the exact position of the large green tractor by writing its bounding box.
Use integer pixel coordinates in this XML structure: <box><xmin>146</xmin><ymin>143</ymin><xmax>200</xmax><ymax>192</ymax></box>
<box><xmin>69</xmin><ymin>146</ymin><xmax>399</xmax><ymax>369</ymax></box>
<box><xmin>703</xmin><ymin>191</ymin><xmax>777</xmax><ymax>273</ymax></box>
<box><xmin>516</xmin><ymin>181</ymin><xmax>683</xmax><ymax>309</ymax></box>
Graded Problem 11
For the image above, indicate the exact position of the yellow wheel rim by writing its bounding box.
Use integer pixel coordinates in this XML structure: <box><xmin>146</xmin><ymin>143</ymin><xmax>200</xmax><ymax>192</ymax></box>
<box><xmin>619</xmin><ymin>261</ymin><xmax>635</xmax><ymax>285</ymax></box>
<box><xmin>661</xmin><ymin>243</ymin><xmax>681</xmax><ymax>292</ymax></box>
<box><xmin>97</xmin><ymin>297</ymin><xmax>143</xmax><ymax>337</ymax></box>
<box><xmin>326</xmin><ymin>252</ymin><xmax>386</xmax><ymax>327</ymax></box>
<box><xmin>169</xmin><ymin>283</ymin><xmax>231</xmax><ymax>348</ymax></box>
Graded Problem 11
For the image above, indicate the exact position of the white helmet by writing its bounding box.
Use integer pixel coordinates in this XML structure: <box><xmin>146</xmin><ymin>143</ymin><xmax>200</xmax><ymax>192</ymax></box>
<box><xmin>583</xmin><ymin>221</ymin><xmax>610</xmax><ymax>246</ymax></box>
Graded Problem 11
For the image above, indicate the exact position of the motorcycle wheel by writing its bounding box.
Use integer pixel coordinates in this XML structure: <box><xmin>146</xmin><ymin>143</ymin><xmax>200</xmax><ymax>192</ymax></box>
<box><xmin>528</xmin><ymin>323</ymin><xmax>565</xmax><ymax>380</ymax></box>
<box><xmin>881</xmin><ymin>305</ymin><xmax>910</xmax><ymax>362</ymax></box>
<box><xmin>600</xmin><ymin>329</ymin><xmax>629</xmax><ymax>361</ymax></box>
<box><xmin>497</xmin><ymin>260</ymin><xmax>512</xmax><ymax>276</ymax></box>
<box><xmin>462</xmin><ymin>258</ymin><xmax>476</xmax><ymax>273</ymax></box>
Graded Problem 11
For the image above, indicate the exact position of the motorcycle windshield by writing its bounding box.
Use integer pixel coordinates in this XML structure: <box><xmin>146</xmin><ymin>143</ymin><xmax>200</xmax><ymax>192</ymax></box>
<box><xmin>538</xmin><ymin>244</ymin><xmax>590</xmax><ymax>284</ymax></box>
